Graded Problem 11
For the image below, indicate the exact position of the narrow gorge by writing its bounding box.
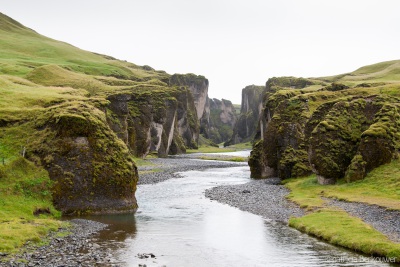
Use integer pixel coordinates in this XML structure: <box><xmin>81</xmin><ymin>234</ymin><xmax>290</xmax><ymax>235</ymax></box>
<box><xmin>0</xmin><ymin>11</ymin><xmax>399</xmax><ymax>266</ymax></box>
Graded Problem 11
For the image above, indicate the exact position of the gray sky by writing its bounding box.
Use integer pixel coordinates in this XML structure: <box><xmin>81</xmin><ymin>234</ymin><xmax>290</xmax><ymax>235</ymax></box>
<box><xmin>2</xmin><ymin>0</ymin><xmax>400</xmax><ymax>103</ymax></box>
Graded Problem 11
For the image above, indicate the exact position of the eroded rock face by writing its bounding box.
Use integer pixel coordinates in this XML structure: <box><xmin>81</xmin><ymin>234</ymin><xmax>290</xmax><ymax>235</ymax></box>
<box><xmin>202</xmin><ymin>98</ymin><xmax>237</xmax><ymax>144</ymax></box>
<box><xmin>225</xmin><ymin>85</ymin><xmax>264</xmax><ymax>146</ymax></box>
<box><xmin>106</xmin><ymin>87</ymin><xmax>192</xmax><ymax>158</ymax></box>
<box><xmin>248</xmin><ymin>77</ymin><xmax>400</xmax><ymax>184</ymax></box>
<box><xmin>31</xmin><ymin>103</ymin><xmax>138</xmax><ymax>215</ymax></box>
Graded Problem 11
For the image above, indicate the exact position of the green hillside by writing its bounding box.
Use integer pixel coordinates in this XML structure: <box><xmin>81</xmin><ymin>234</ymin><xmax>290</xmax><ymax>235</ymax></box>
<box><xmin>0</xmin><ymin>12</ymin><xmax>177</xmax><ymax>252</ymax></box>
<box><xmin>316</xmin><ymin>60</ymin><xmax>400</xmax><ymax>85</ymax></box>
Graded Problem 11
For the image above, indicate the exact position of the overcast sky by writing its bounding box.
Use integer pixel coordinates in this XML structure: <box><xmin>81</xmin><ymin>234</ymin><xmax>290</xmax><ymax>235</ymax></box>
<box><xmin>2</xmin><ymin>0</ymin><xmax>400</xmax><ymax>103</ymax></box>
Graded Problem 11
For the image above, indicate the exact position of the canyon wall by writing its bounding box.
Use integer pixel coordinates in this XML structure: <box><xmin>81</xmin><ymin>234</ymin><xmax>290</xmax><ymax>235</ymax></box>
<box><xmin>248</xmin><ymin>76</ymin><xmax>400</xmax><ymax>184</ymax></box>
<box><xmin>225</xmin><ymin>85</ymin><xmax>264</xmax><ymax>146</ymax></box>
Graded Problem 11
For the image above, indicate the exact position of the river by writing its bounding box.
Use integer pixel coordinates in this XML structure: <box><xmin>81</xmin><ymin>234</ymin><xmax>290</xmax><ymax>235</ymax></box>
<box><xmin>85</xmin><ymin>156</ymin><xmax>392</xmax><ymax>267</ymax></box>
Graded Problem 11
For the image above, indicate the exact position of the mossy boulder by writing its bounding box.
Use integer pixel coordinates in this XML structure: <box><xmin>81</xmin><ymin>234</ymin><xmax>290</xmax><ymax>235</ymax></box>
<box><xmin>359</xmin><ymin>103</ymin><xmax>400</xmax><ymax>171</ymax></box>
<box><xmin>30</xmin><ymin>102</ymin><xmax>138</xmax><ymax>215</ymax></box>
<box><xmin>309</xmin><ymin>99</ymin><xmax>376</xmax><ymax>182</ymax></box>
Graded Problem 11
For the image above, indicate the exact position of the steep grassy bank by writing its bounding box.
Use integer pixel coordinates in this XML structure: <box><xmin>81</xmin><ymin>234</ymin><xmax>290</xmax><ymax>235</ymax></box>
<box><xmin>0</xmin><ymin>157</ymin><xmax>66</xmax><ymax>253</ymax></box>
<box><xmin>0</xmin><ymin>11</ymin><xmax>219</xmax><ymax>253</ymax></box>
<box><xmin>285</xmin><ymin>160</ymin><xmax>400</xmax><ymax>261</ymax></box>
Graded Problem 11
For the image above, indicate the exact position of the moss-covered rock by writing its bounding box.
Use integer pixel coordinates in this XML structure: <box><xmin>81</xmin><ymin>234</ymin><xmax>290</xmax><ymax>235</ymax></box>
<box><xmin>249</xmin><ymin>140</ymin><xmax>276</xmax><ymax>178</ymax></box>
<box><xmin>359</xmin><ymin>102</ymin><xmax>400</xmax><ymax>171</ymax></box>
<box><xmin>29</xmin><ymin>102</ymin><xmax>138</xmax><ymax>215</ymax></box>
<box><xmin>249</xmin><ymin>75</ymin><xmax>400</xmax><ymax>184</ymax></box>
<box><xmin>309</xmin><ymin>99</ymin><xmax>374</xmax><ymax>181</ymax></box>
<box><xmin>345</xmin><ymin>154</ymin><xmax>367</xmax><ymax>182</ymax></box>
<box><xmin>106</xmin><ymin>85</ymin><xmax>200</xmax><ymax>158</ymax></box>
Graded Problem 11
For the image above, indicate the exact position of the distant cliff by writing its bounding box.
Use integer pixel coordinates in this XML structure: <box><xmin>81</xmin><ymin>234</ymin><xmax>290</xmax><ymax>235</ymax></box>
<box><xmin>201</xmin><ymin>98</ymin><xmax>237</xmax><ymax>144</ymax></box>
<box><xmin>248</xmin><ymin>73</ymin><xmax>400</xmax><ymax>184</ymax></box>
<box><xmin>225</xmin><ymin>85</ymin><xmax>264</xmax><ymax>146</ymax></box>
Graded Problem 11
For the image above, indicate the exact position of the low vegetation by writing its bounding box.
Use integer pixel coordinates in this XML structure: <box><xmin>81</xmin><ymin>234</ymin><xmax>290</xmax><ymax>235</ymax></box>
<box><xmin>0</xmin><ymin>157</ymin><xmax>67</xmax><ymax>253</ymax></box>
<box><xmin>198</xmin><ymin>156</ymin><xmax>248</xmax><ymax>162</ymax></box>
<box><xmin>285</xmin><ymin>160</ymin><xmax>400</xmax><ymax>261</ymax></box>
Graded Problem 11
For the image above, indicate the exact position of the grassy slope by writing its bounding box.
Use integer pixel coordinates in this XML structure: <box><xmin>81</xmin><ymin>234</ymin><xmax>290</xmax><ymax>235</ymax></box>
<box><xmin>0</xmin><ymin>12</ymin><xmax>173</xmax><ymax>253</ymax></box>
<box><xmin>0</xmin><ymin>157</ymin><xmax>66</xmax><ymax>252</ymax></box>
<box><xmin>314</xmin><ymin>60</ymin><xmax>400</xmax><ymax>85</ymax></box>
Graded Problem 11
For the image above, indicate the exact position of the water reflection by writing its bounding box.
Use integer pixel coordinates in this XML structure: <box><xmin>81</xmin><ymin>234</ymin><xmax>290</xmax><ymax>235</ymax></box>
<box><xmin>91</xmin><ymin>214</ymin><xmax>137</xmax><ymax>243</ymax></box>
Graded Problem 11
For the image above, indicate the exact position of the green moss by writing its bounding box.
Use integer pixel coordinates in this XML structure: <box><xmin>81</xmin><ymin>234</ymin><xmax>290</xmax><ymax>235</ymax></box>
<box><xmin>344</xmin><ymin>154</ymin><xmax>367</xmax><ymax>182</ymax></box>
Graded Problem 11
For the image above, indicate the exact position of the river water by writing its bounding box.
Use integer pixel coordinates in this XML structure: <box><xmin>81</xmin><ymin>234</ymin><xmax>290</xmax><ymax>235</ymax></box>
<box><xmin>86</xmin><ymin>159</ymin><xmax>392</xmax><ymax>267</ymax></box>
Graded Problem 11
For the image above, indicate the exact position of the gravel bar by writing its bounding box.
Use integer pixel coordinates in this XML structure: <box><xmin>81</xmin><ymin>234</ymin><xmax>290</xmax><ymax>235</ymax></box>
<box><xmin>205</xmin><ymin>178</ymin><xmax>304</xmax><ymax>223</ymax></box>
<box><xmin>329</xmin><ymin>199</ymin><xmax>400</xmax><ymax>243</ymax></box>
<box><xmin>138</xmin><ymin>157</ymin><xmax>247</xmax><ymax>185</ymax></box>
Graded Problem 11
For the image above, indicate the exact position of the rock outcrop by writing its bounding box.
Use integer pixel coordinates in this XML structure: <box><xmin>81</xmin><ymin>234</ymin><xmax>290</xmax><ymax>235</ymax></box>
<box><xmin>225</xmin><ymin>85</ymin><xmax>264</xmax><ymax>146</ymax></box>
<box><xmin>28</xmin><ymin>102</ymin><xmax>138</xmax><ymax>215</ymax></box>
<box><xmin>248</xmin><ymin>75</ymin><xmax>400</xmax><ymax>184</ymax></box>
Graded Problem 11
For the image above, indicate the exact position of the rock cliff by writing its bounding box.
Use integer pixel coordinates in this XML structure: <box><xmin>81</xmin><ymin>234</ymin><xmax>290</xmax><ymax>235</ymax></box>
<box><xmin>201</xmin><ymin>98</ymin><xmax>237</xmax><ymax>144</ymax></box>
<box><xmin>0</xmin><ymin>13</ymin><xmax>219</xmax><ymax>215</ymax></box>
<box><xmin>106</xmin><ymin>84</ymin><xmax>199</xmax><ymax>158</ymax></box>
<box><xmin>248</xmin><ymin>71</ymin><xmax>400</xmax><ymax>184</ymax></box>
<box><xmin>225</xmin><ymin>85</ymin><xmax>264</xmax><ymax>146</ymax></box>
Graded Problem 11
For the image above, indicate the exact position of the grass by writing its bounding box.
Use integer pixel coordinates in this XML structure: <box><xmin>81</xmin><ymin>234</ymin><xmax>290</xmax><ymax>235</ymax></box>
<box><xmin>285</xmin><ymin>160</ymin><xmax>400</xmax><ymax>210</ymax></box>
<box><xmin>0</xmin><ymin>157</ymin><xmax>67</xmax><ymax>253</ymax></box>
<box><xmin>187</xmin><ymin>146</ymin><xmax>237</xmax><ymax>153</ymax></box>
<box><xmin>187</xmin><ymin>142</ymin><xmax>252</xmax><ymax>154</ymax></box>
<box><xmin>290</xmin><ymin>209</ymin><xmax>400</xmax><ymax>261</ymax></box>
<box><xmin>133</xmin><ymin>157</ymin><xmax>156</xmax><ymax>167</ymax></box>
<box><xmin>284</xmin><ymin>160</ymin><xmax>400</xmax><ymax>261</ymax></box>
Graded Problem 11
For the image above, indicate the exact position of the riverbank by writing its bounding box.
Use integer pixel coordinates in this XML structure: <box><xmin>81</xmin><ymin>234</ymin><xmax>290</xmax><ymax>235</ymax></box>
<box><xmin>0</xmin><ymin>219</ymin><xmax>112</xmax><ymax>266</ymax></box>
<box><xmin>205</xmin><ymin>178</ymin><xmax>304</xmax><ymax>223</ymax></box>
<box><xmin>0</xmin><ymin>155</ymin><xmax>250</xmax><ymax>266</ymax></box>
